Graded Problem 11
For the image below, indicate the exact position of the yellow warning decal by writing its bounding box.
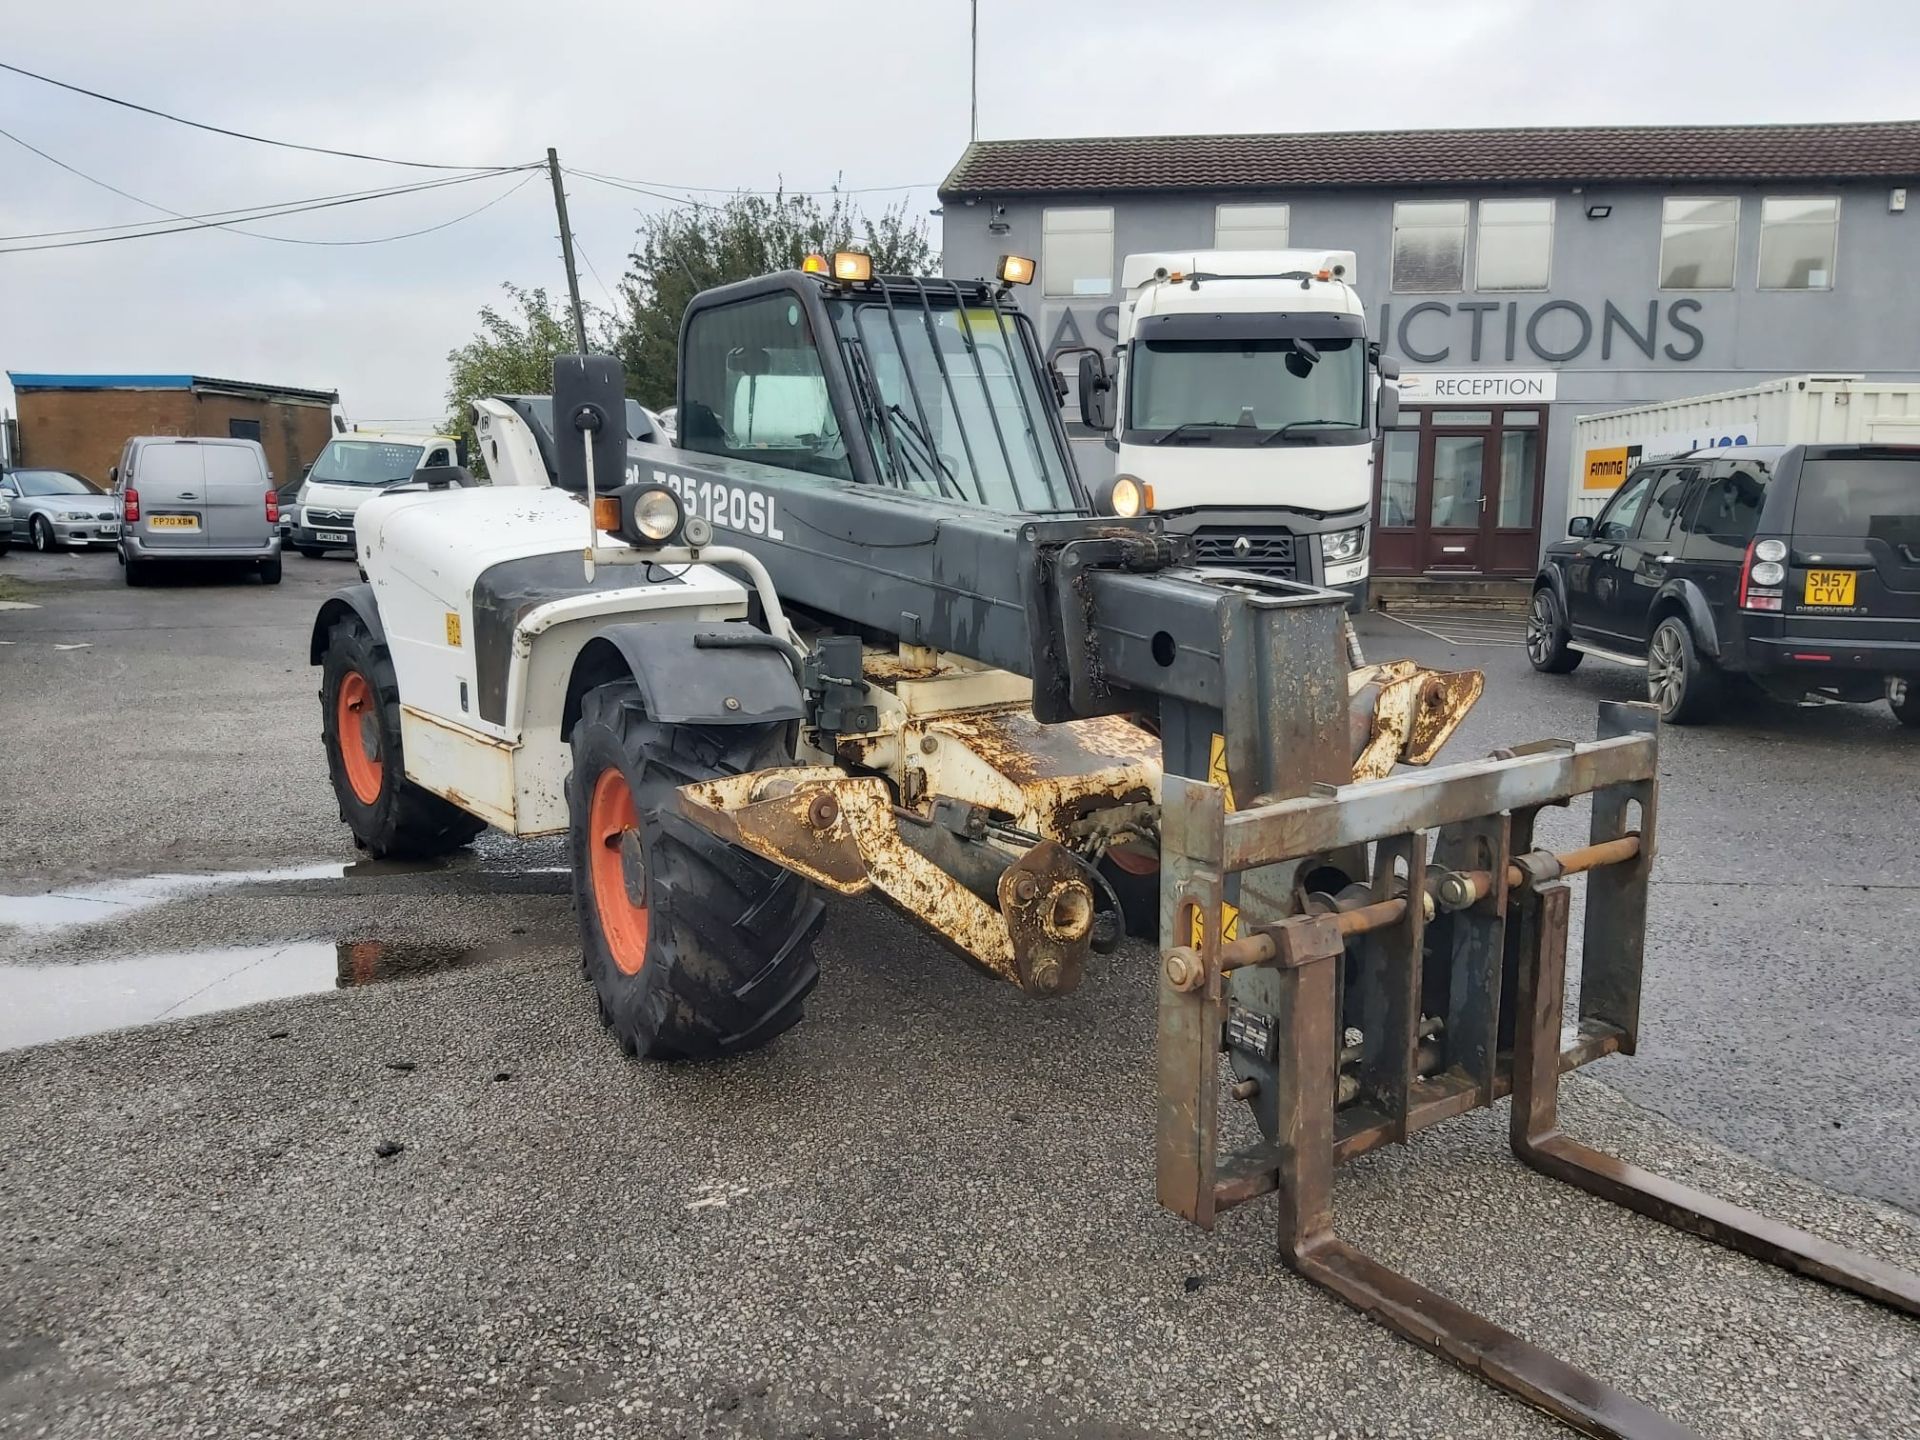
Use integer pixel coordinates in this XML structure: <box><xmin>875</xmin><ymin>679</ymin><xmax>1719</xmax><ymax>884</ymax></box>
<box><xmin>1189</xmin><ymin>900</ymin><xmax>1240</xmax><ymax>949</ymax></box>
<box><xmin>444</xmin><ymin>612</ymin><xmax>463</xmax><ymax>647</ymax></box>
<box><xmin>1208</xmin><ymin>733</ymin><xmax>1235</xmax><ymax>812</ymax></box>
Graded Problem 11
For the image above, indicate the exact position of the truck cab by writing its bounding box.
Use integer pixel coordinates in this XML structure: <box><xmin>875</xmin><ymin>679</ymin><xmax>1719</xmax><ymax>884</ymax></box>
<box><xmin>1082</xmin><ymin>249</ymin><xmax>1396</xmax><ymax>608</ymax></box>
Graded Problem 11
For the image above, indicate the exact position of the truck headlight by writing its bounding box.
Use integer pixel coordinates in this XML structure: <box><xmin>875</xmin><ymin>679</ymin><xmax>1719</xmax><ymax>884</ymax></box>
<box><xmin>1095</xmin><ymin>474</ymin><xmax>1153</xmax><ymax>518</ymax></box>
<box><xmin>1321</xmin><ymin>527</ymin><xmax>1364</xmax><ymax>563</ymax></box>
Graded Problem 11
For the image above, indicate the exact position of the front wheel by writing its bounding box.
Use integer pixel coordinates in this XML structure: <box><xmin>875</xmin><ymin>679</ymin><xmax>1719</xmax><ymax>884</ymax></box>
<box><xmin>319</xmin><ymin>615</ymin><xmax>486</xmax><ymax>858</ymax></box>
<box><xmin>30</xmin><ymin>516</ymin><xmax>56</xmax><ymax>553</ymax></box>
<box><xmin>1647</xmin><ymin>616</ymin><xmax>1720</xmax><ymax>724</ymax></box>
<box><xmin>1525</xmin><ymin>587</ymin><xmax>1582</xmax><ymax>673</ymax></box>
<box><xmin>568</xmin><ymin>681</ymin><xmax>824</xmax><ymax>1060</ymax></box>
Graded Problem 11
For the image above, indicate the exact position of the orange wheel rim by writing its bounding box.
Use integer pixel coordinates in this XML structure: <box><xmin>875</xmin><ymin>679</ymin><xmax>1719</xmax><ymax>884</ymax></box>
<box><xmin>588</xmin><ymin>767</ymin><xmax>649</xmax><ymax>975</ymax></box>
<box><xmin>335</xmin><ymin>671</ymin><xmax>383</xmax><ymax>805</ymax></box>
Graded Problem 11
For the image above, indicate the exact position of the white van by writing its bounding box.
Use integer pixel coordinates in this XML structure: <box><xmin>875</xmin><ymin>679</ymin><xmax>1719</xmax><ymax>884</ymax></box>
<box><xmin>288</xmin><ymin>432</ymin><xmax>459</xmax><ymax>557</ymax></box>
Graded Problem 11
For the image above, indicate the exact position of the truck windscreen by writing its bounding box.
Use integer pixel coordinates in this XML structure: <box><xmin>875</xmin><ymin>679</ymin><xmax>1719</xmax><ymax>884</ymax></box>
<box><xmin>1128</xmin><ymin>336</ymin><xmax>1365</xmax><ymax>444</ymax></box>
<box><xmin>835</xmin><ymin>297</ymin><xmax>1079</xmax><ymax>514</ymax></box>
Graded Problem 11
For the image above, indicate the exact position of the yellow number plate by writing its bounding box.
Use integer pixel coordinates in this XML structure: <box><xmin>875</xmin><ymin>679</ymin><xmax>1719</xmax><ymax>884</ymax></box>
<box><xmin>149</xmin><ymin>514</ymin><xmax>199</xmax><ymax>530</ymax></box>
<box><xmin>1804</xmin><ymin>569</ymin><xmax>1856</xmax><ymax>606</ymax></box>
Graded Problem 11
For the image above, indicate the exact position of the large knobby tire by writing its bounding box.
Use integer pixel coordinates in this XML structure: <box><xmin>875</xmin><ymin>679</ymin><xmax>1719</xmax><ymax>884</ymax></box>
<box><xmin>568</xmin><ymin>681</ymin><xmax>824</xmax><ymax>1061</ymax></box>
<box><xmin>319</xmin><ymin>615</ymin><xmax>487</xmax><ymax>858</ymax></box>
<box><xmin>1525</xmin><ymin>587</ymin><xmax>1582</xmax><ymax>674</ymax></box>
<box><xmin>1646</xmin><ymin>615</ymin><xmax>1720</xmax><ymax>725</ymax></box>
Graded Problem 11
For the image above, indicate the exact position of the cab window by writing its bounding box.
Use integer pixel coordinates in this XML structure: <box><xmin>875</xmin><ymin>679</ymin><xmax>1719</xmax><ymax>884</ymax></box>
<box><xmin>679</xmin><ymin>292</ymin><xmax>851</xmax><ymax>482</ymax></box>
<box><xmin>1595</xmin><ymin>467</ymin><xmax>1656</xmax><ymax>540</ymax></box>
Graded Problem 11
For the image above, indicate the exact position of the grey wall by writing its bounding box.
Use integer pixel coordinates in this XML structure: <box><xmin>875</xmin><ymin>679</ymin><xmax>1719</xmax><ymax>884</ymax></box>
<box><xmin>944</xmin><ymin>179</ymin><xmax>1920</xmax><ymax>549</ymax></box>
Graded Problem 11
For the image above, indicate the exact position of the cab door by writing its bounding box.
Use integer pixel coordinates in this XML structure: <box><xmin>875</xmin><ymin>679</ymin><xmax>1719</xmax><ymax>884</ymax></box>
<box><xmin>1565</xmin><ymin>465</ymin><xmax>1656</xmax><ymax>639</ymax></box>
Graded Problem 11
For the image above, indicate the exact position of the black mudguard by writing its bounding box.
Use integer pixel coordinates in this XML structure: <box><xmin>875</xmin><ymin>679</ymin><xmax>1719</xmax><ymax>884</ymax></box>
<box><xmin>562</xmin><ymin>620</ymin><xmax>804</xmax><ymax>737</ymax></box>
<box><xmin>310</xmin><ymin>584</ymin><xmax>385</xmax><ymax>665</ymax></box>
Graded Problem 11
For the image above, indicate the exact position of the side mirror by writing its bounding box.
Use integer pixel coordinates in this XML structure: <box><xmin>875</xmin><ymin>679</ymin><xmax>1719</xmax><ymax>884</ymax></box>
<box><xmin>1376</xmin><ymin>382</ymin><xmax>1400</xmax><ymax>430</ymax></box>
<box><xmin>1077</xmin><ymin>354</ymin><xmax>1114</xmax><ymax>432</ymax></box>
<box><xmin>109</xmin><ymin>465</ymin><xmax>120</xmax><ymax>484</ymax></box>
<box><xmin>1568</xmin><ymin>515</ymin><xmax>1594</xmax><ymax>538</ymax></box>
<box><xmin>1377</xmin><ymin>355</ymin><xmax>1402</xmax><ymax>381</ymax></box>
<box><xmin>455</xmin><ymin>436</ymin><xmax>470</xmax><ymax>469</ymax></box>
<box><xmin>552</xmin><ymin>354</ymin><xmax>629</xmax><ymax>495</ymax></box>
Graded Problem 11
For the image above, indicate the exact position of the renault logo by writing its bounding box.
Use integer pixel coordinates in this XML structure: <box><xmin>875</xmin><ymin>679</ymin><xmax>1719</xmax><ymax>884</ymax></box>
<box><xmin>1232</xmin><ymin>535</ymin><xmax>1253</xmax><ymax>558</ymax></box>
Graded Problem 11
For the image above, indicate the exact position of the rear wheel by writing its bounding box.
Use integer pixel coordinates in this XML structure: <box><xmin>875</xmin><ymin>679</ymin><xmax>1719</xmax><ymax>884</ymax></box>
<box><xmin>319</xmin><ymin>615</ymin><xmax>486</xmax><ymax>857</ymax></box>
<box><xmin>1525</xmin><ymin>587</ymin><xmax>1582</xmax><ymax>673</ymax></box>
<box><xmin>1891</xmin><ymin>677</ymin><xmax>1920</xmax><ymax>728</ymax></box>
<box><xmin>568</xmin><ymin>681</ymin><xmax>824</xmax><ymax>1060</ymax></box>
<box><xmin>260</xmin><ymin>555</ymin><xmax>282</xmax><ymax>585</ymax></box>
<box><xmin>1646</xmin><ymin>616</ymin><xmax>1720</xmax><ymax>724</ymax></box>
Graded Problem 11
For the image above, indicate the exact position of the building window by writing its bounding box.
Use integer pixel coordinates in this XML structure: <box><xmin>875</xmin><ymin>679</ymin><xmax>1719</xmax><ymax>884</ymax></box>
<box><xmin>1475</xmin><ymin>199</ymin><xmax>1553</xmax><ymax>291</ymax></box>
<box><xmin>1391</xmin><ymin>201</ymin><xmax>1468</xmax><ymax>293</ymax></box>
<box><xmin>1658</xmin><ymin>197</ymin><xmax>1738</xmax><ymax>290</ymax></box>
<box><xmin>227</xmin><ymin>418</ymin><xmax>262</xmax><ymax>442</ymax></box>
<box><xmin>1041</xmin><ymin>207</ymin><xmax>1115</xmax><ymax>297</ymax></box>
<box><xmin>1214</xmin><ymin>203</ymin><xmax>1290</xmax><ymax>250</ymax></box>
<box><xmin>1757</xmin><ymin>196</ymin><xmax>1839</xmax><ymax>290</ymax></box>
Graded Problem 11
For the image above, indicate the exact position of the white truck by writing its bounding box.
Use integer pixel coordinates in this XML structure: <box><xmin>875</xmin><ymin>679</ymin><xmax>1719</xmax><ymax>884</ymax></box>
<box><xmin>1072</xmin><ymin>249</ymin><xmax>1398</xmax><ymax>608</ymax></box>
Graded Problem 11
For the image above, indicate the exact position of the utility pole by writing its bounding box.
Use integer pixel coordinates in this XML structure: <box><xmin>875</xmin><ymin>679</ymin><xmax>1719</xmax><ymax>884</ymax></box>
<box><xmin>969</xmin><ymin>1</ymin><xmax>979</xmax><ymax>142</ymax></box>
<box><xmin>546</xmin><ymin>147</ymin><xmax>589</xmax><ymax>354</ymax></box>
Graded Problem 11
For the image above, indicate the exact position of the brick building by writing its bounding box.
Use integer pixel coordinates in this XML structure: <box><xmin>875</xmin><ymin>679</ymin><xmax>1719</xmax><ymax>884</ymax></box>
<box><xmin>6</xmin><ymin>373</ymin><xmax>339</xmax><ymax>490</ymax></box>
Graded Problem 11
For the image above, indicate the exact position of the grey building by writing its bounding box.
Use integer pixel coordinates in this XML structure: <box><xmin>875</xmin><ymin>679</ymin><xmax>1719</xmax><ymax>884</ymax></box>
<box><xmin>938</xmin><ymin>120</ymin><xmax>1920</xmax><ymax>578</ymax></box>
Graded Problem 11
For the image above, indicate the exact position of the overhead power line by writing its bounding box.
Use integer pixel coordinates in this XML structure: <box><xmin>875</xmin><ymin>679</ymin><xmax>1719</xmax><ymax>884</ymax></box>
<box><xmin>0</xmin><ymin>58</ymin><xmax>533</xmax><ymax>171</ymax></box>
<box><xmin>0</xmin><ymin>124</ymin><xmax>536</xmax><ymax>245</ymax></box>
<box><xmin>0</xmin><ymin>166</ymin><xmax>541</xmax><ymax>255</ymax></box>
<box><xmin>566</xmin><ymin>166</ymin><xmax>933</xmax><ymax>202</ymax></box>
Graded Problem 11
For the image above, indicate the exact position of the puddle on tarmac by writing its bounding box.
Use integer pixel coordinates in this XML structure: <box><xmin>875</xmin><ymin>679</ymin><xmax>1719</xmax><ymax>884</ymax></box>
<box><xmin>0</xmin><ymin>858</ymin><xmax>571</xmax><ymax>934</ymax></box>
<box><xmin>0</xmin><ymin>936</ymin><xmax>529</xmax><ymax>1052</ymax></box>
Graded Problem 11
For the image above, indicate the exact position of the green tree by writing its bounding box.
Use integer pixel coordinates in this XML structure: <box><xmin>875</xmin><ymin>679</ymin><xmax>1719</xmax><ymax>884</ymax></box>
<box><xmin>612</xmin><ymin>190</ymin><xmax>937</xmax><ymax>409</ymax></box>
<box><xmin>443</xmin><ymin>283</ymin><xmax>605</xmax><ymax>460</ymax></box>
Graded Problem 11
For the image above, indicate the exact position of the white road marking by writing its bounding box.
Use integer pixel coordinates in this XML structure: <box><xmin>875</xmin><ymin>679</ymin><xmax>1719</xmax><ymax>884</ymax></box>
<box><xmin>0</xmin><ymin>600</ymin><xmax>41</xmax><ymax>611</ymax></box>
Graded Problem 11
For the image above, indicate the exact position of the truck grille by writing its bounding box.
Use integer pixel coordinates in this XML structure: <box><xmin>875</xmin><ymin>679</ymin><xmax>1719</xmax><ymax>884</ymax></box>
<box><xmin>1191</xmin><ymin>528</ymin><xmax>1298</xmax><ymax>578</ymax></box>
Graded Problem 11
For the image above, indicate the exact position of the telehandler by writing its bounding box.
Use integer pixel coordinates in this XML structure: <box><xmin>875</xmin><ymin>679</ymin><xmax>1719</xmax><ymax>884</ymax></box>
<box><xmin>312</xmin><ymin>253</ymin><xmax>1916</xmax><ymax>1438</ymax></box>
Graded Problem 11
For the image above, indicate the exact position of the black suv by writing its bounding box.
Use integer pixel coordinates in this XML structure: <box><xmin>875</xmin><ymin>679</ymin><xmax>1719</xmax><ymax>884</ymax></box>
<box><xmin>1527</xmin><ymin>444</ymin><xmax>1920</xmax><ymax>725</ymax></box>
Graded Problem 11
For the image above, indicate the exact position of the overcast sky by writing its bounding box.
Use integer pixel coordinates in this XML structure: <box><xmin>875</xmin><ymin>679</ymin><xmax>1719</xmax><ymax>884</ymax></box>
<box><xmin>2</xmin><ymin>0</ymin><xmax>1915</xmax><ymax>430</ymax></box>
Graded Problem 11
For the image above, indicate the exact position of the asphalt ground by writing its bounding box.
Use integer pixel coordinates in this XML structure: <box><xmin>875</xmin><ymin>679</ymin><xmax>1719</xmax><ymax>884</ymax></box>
<box><xmin>2</xmin><ymin>546</ymin><xmax>1917</xmax><ymax>1438</ymax></box>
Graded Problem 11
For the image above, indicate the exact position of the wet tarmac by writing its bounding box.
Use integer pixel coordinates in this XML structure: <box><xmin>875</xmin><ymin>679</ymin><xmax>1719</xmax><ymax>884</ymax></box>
<box><xmin>0</xmin><ymin>936</ymin><xmax>512</xmax><ymax>1051</ymax></box>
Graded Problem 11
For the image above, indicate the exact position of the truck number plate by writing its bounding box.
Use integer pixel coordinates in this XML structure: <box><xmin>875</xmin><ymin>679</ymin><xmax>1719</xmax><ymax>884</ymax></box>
<box><xmin>316</xmin><ymin>530</ymin><xmax>351</xmax><ymax>543</ymax></box>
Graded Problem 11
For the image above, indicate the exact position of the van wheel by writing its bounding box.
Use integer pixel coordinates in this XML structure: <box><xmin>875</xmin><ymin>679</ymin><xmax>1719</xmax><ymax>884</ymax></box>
<box><xmin>319</xmin><ymin>614</ymin><xmax>487</xmax><ymax>858</ymax></box>
<box><xmin>260</xmin><ymin>555</ymin><xmax>282</xmax><ymax>585</ymax></box>
<box><xmin>124</xmin><ymin>555</ymin><xmax>151</xmax><ymax>587</ymax></box>
<box><xmin>1525</xmin><ymin>588</ymin><xmax>1582</xmax><ymax>673</ymax></box>
<box><xmin>1891</xmin><ymin>678</ymin><xmax>1920</xmax><ymax>728</ymax></box>
<box><xmin>568</xmin><ymin>681</ymin><xmax>824</xmax><ymax>1061</ymax></box>
<box><xmin>1647</xmin><ymin>616</ymin><xmax>1720</xmax><ymax>724</ymax></box>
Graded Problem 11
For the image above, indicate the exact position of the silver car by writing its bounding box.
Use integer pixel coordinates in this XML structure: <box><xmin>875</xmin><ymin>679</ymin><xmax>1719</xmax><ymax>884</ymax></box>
<box><xmin>0</xmin><ymin>469</ymin><xmax>121</xmax><ymax>551</ymax></box>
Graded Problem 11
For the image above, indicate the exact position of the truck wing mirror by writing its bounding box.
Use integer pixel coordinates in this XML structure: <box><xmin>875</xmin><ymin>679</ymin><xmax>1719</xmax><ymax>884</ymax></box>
<box><xmin>552</xmin><ymin>354</ymin><xmax>628</xmax><ymax>495</ymax></box>
<box><xmin>1076</xmin><ymin>353</ymin><xmax>1114</xmax><ymax>432</ymax></box>
<box><xmin>1568</xmin><ymin>515</ymin><xmax>1594</xmax><ymax>538</ymax></box>
<box><xmin>109</xmin><ymin>464</ymin><xmax>120</xmax><ymax>484</ymax></box>
<box><xmin>1377</xmin><ymin>354</ymin><xmax>1402</xmax><ymax>381</ymax></box>
<box><xmin>1376</xmin><ymin>381</ymin><xmax>1400</xmax><ymax>430</ymax></box>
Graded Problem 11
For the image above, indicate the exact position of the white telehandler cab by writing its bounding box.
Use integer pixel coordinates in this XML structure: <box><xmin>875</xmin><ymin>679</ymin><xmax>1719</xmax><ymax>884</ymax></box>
<box><xmin>308</xmin><ymin>256</ymin><xmax>1918</xmax><ymax>1438</ymax></box>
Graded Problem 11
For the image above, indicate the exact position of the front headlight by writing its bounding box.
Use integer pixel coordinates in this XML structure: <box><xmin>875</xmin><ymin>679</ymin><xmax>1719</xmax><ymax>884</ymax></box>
<box><xmin>1321</xmin><ymin>527</ymin><xmax>1365</xmax><ymax>563</ymax></box>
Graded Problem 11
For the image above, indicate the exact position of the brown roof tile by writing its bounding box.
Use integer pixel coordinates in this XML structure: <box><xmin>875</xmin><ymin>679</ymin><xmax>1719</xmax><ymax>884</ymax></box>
<box><xmin>939</xmin><ymin>122</ymin><xmax>1920</xmax><ymax>197</ymax></box>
